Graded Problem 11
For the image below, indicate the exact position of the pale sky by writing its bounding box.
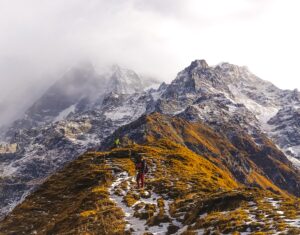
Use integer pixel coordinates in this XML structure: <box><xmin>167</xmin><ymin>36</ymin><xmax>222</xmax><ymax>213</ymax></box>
<box><xmin>0</xmin><ymin>0</ymin><xmax>300</xmax><ymax>125</ymax></box>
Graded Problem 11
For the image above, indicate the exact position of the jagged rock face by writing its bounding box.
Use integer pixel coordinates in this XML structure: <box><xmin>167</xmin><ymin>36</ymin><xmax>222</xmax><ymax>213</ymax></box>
<box><xmin>155</xmin><ymin>60</ymin><xmax>300</xmax><ymax>168</ymax></box>
<box><xmin>179</xmin><ymin>93</ymin><xmax>259</xmax><ymax>132</ymax></box>
<box><xmin>107</xmin><ymin>65</ymin><xmax>144</xmax><ymax>94</ymax></box>
<box><xmin>268</xmin><ymin>106</ymin><xmax>300</xmax><ymax>159</ymax></box>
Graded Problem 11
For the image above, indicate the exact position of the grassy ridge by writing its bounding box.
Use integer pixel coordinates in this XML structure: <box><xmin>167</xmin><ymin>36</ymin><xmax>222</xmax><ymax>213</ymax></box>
<box><xmin>1</xmin><ymin>112</ymin><xmax>299</xmax><ymax>234</ymax></box>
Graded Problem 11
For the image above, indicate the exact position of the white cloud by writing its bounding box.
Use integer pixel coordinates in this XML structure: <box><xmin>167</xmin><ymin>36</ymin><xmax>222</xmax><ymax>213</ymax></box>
<box><xmin>0</xmin><ymin>0</ymin><xmax>299</xmax><ymax>125</ymax></box>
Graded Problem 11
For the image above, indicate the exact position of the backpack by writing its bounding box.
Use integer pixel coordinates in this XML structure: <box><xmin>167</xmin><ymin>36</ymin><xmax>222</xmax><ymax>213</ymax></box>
<box><xmin>142</xmin><ymin>160</ymin><xmax>149</xmax><ymax>174</ymax></box>
<box><xmin>144</xmin><ymin>164</ymin><xmax>149</xmax><ymax>174</ymax></box>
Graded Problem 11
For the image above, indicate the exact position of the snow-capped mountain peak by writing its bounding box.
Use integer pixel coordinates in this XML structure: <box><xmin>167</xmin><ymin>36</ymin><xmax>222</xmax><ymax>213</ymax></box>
<box><xmin>185</xmin><ymin>59</ymin><xmax>209</xmax><ymax>72</ymax></box>
<box><xmin>106</xmin><ymin>64</ymin><xmax>144</xmax><ymax>94</ymax></box>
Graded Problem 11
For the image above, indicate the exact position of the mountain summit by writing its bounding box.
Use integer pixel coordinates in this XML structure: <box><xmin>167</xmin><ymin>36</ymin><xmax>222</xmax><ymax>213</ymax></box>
<box><xmin>158</xmin><ymin>60</ymin><xmax>300</xmax><ymax>166</ymax></box>
<box><xmin>10</xmin><ymin>63</ymin><xmax>151</xmax><ymax>131</ymax></box>
<box><xmin>186</xmin><ymin>59</ymin><xmax>209</xmax><ymax>72</ymax></box>
<box><xmin>107</xmin><ymin>64</ymin><xmax>144</xmax><ymax>94</ymax></box>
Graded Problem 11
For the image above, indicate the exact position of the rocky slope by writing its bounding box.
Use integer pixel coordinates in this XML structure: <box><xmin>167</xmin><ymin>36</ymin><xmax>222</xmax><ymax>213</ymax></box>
<box><xmin>1</xmin><ymin>113</ymin><xmax>299</xmax><ymax>234</ymax></box>
<box><xmin>154</xmin><ymin>60</ymin><xmax>300</xmax><ymax>167</ymax></box>
<box><xmin>0</xmin><ymin>63</ymin><xmax>159</xmax><ymax>218</ymax></box>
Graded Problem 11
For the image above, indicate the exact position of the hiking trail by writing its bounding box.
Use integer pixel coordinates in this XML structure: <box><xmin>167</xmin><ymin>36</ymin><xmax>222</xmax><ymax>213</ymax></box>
<box><xmin>108</xmin><ymin>159</ymin><xmax>185</xmax><ymax>235</ymax></box>
<box><xmin>106</xmin><ymin>156</ymin><xmax>300</xmax><ymax>235</ymax></box>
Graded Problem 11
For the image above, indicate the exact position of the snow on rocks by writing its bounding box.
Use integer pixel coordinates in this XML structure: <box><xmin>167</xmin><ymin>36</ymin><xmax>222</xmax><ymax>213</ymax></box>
<box><xmin>265</xmin><ymin>197</ymin><xmax>280</xmax><ymax>210</ymax></box>
<box><xmin>285</xmin><ymin>218</ymin><xmax>300</xmax><ymax>228</ymax></box>
<box><xmin>108</xmin><ymin>160</ymin><xmax>184</xmax><ymax>235</ymax></box>
<box><xmin>265</xmin><ymin>197</ymin><xmax>300</xmax><ymax>231</ymax></box>
<box><xmin>54</xmin><ymin>104</ymin><xmax>76</xmax><ymax>122</ymax></box>
<box><xmin>108</xmin><ymin>170</ymin><xmax>170</xmax><ymax>234</ymax></box>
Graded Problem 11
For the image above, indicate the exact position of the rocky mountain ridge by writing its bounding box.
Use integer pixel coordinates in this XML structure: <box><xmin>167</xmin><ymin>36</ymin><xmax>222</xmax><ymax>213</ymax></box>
<box><xmin>155</xmin><ymin>60</ymin><xmax>300</xmax><ymax>167</ymax></box>
<box><xmin>1</xmin><ymin>59</ymin><xmax>300</xmax><ymax>221</ymax></box>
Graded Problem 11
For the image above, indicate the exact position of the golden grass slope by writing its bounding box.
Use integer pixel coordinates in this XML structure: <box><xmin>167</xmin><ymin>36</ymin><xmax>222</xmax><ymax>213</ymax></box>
<box><xmin>0</xmin><ymin>140</ymin><xmax>299</xmax><ymax>234</ymax></box>
<box><xmin>103</xmin><ymin>112</ymin><xmax>300</xmax><ymax>197</ymax></box>
<box><xmin>0</xmin><ymin>140</ymin><xmax>239</xmax><ymax>234</ymax></box>
<box><xmin>1</xmin><ymin>112</ymin><xmax>299</xmax><ymax>234</ymax></box>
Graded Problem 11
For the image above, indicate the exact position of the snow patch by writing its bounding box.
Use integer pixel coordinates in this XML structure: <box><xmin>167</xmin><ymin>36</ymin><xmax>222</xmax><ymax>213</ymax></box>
<box><xmin>286</xmin><ymin>154</ymin><xmax>300</xmax><ymax>169</ymax></box>
<box><xmin>109</xmin><ymin>171</ymin><xmax>169</xmax><ymax>234</ymax></box>
<box><xmin>0</xmin><ymin>163</ymin><xmax>19</xmax><ymax>177</ymax></box>
<box><xmin>228</xmin><ymin>84</ymin><xmax>279</xmax><ymax>125</ymax></box>
<box><xmin>54</xmin><ymin>104</ymin><xmax>76</xmax><ymax>122</ymax></box>
<box><xmin>105</xmin><ymin>107</ymin><xmax>134</xmax><ymax>121</ymax></box>
<box><xmin>145</xmin><ymin>83</ymin><xmax>161</xmax><ymax>91</ymax></box>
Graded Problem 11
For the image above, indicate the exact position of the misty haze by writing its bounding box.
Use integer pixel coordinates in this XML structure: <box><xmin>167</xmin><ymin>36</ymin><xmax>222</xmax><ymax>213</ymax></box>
<box><xmin>0</xmin><ymin>1</ymin><xmax>300</xmax><ymax>234</ymax></box>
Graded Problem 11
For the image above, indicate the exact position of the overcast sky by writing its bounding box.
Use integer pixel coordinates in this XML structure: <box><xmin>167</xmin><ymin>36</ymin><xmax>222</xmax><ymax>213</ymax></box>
<box><xmin>0</xmin><ymin>0</ymin><xmax>300</xmax><ymax>125</ymax></box>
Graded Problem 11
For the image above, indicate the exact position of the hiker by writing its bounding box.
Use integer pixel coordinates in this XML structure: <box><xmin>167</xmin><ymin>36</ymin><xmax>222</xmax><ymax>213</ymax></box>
<box><xmin>114</xmin><ymin>138</ymin><xmax>120</xmax><ymax>148</ymax></box>
<box><xmin>135</xmin><ymin>154</ymin><xmax>148</xmax><ymax>189</ymax></box>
